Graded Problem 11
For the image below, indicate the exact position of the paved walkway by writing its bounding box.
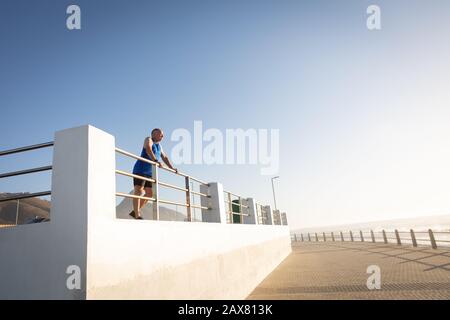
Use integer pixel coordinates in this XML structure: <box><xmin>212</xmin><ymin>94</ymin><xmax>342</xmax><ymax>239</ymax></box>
<box><xmin>247</xmin><ymin>242</ymin><xmax>450</xmax><ymax>299</ymax></box>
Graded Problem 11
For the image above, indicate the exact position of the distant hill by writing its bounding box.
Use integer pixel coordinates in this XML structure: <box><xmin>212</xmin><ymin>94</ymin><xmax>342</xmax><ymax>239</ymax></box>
<box><xmin>0</xmin><ymin>193</ymin><xmax>50</xmax><ymax>225</ymax></box>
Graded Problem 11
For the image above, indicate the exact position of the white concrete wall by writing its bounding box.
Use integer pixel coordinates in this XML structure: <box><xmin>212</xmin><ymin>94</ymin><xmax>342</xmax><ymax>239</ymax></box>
<box><xmin>0</xmin><ymin>125</ymin><xmax>291</xmax><ymax>300</ymax></box>
<box><xmin>87</xmin><ymin>220</ymin><xmax>291</xmax><ymax>299</ymax></box>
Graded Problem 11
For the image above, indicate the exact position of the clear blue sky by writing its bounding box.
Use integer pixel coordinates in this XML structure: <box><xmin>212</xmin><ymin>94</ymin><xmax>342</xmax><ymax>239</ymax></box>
<box><xmin>1</xmin><ymin>0</ymin><xmax>450</xmax><ymax>228</ymax></box>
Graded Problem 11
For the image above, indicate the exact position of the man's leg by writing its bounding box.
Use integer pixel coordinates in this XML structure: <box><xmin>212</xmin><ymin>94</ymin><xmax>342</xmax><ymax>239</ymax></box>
<box><xmin>133</xmin><ymin>185</ymin><xmax>144</xmax><ymax>217</ymax></box>
<box><xmin>139</xmin><ymin>187</ymin><xmax>153</xmax><ymax>210</ymax></box>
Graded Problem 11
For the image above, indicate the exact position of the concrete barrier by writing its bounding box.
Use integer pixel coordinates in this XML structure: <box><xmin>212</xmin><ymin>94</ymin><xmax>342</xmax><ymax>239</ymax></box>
<box><xmin>0</xmin><ymin>125</ymin><xmax>291</xmax><ymax>299</ymax></box>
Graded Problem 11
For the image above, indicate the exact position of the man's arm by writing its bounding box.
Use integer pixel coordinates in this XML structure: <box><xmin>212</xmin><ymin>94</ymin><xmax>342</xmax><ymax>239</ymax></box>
<box><xmin>144</xmin><ymin>137</ymin><xmax>161</xmax><ymax>165</ymax></box>
<box><xmin>161</xmin><ymin>149</ymin><xmax>177</xmax><ymax>172</ymax></box>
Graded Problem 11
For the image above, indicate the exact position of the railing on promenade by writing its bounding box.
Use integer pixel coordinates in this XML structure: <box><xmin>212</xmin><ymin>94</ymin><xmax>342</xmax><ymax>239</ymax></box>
<box><xmin>0</xmin><ymin>142</ymin><xmax>54</xmax><ymax>225</ymax></box>
<box><xmin>291</xmin><ymin>229</ymin><xmax>450</xmax><ymax>250</ymax></box>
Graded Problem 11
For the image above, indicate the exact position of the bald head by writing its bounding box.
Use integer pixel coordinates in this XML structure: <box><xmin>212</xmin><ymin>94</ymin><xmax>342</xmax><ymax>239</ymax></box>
<box><xmin>151</xmin><ymin>128</ymin><xmax>164</xmax><ymax>143</ymax></box>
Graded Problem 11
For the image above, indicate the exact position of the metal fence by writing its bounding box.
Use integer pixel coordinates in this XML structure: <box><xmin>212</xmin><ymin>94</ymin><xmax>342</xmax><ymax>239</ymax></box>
<box><xmin>0</xmin><ymin>142</ymin><xmax>54</xmax><ymax>224</ymax></box>
<box><xmin>0</xmin><ymin>142</ymin><xmax>288</xmax><ymax>226</ymax></box>
<box><xmin>291</xmin><ymin>229</ymin><xmax>450</xmax><ymax>250</ymax></box>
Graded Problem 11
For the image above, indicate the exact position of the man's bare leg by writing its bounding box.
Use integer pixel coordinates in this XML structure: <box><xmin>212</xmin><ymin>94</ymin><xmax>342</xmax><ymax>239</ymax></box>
<box><xmin>139</xmin><ymin>187</ymin><xmax>153</xmax><ymax>211</ymax></box>
<box><xmin>133</xmin><ymin>185</ymin><xmax>144</xmax><ymax>218</ymax></box>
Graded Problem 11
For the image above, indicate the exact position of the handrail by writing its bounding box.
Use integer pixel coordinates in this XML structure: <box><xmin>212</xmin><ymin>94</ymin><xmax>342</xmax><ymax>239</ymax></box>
<box><xmin>0</xmin><ymin>191</ymin><xmax>51</xmax><ymax>203</ymax></box>
<box><xmin>0</xmin><ymin>142</ymin><xmax>54</xmax><ymax>222</ymax></box>
<box><xmin>190</xmin><ymin>190</ymin><xmax>209</xmax><ymax>197</ymax></box>
<box><xmin>158</xmin><ymin>199</ymin><xmax>208</xmax><ymax>210</ymax></box>
<box><xmin>0</xmin><ymin>165</ymin><xmax>52</xmax><ymax>179</ymax></box>
<box><xmin>0</xmin><ymin>142</ymin><xmax>54</xmax><ymax>157</ymax></box>
<box><xmin>115</xmin><ymin>147</ymin><xmax>208</xmax><ymax>186</ymax></box>
<box><xmin>223</xmin><ymin>190</ymin><xmax>246</xmax><ymax>200</ymax></box>
<box><xmin>115</xmin><ymin>192</ymin><xmax>155</xmax><ymax>202</ymax></box>
<box><xmin>115</xmin><ymin>170</ymin><xmax>156</xmax><ymax>183</ymax></box>
<box><xmin>158</xmin><ymin>181</ymin><xmax>188</xmax><ymax>192</ymax></box>
<box><xmin>291</xmin><ymin>228</ymin><xmax>450</xmax><ymax>250</ymax></box>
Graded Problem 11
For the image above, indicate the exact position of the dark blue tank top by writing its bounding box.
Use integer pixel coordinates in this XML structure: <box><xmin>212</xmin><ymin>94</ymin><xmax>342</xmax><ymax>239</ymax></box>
<box><xmin>132</xmin><ymin>143</ymin><xmax>161</xmax><ymax>176</ymax></box>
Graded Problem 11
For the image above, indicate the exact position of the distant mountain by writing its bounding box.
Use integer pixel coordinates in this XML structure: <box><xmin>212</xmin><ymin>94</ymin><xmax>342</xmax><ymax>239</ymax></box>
<box><xmin>115</xmin><ymin>190</ymin><xmax>202</xmax><ymax>222</ymax></box>
<box><xmin>0</xmin><ymin>193</ymin><xmax>50</xmax><ymax>225</ymax></box>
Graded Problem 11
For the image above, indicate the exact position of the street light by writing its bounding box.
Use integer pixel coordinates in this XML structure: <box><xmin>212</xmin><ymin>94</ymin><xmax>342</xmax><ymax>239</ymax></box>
<box><xmin>271</xmin><ymin>176</ymin><xmax>279</xmax><ymax>210</ymax></box>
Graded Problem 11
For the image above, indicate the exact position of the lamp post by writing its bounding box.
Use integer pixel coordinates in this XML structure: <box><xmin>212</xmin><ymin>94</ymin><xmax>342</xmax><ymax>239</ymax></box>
<box><xmin>271</xmin><ymin>176</ymin><xmax>279</xmax><ymax>210</ymax></box>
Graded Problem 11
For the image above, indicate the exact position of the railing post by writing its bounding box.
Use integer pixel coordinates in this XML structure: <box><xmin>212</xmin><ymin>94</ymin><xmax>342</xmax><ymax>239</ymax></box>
<box><xmin>272</xmin><ymin>209</ymin><xmax>281</xmax><ymax>225</ymax></box>
<box><xmin>382</xmin><ymin>230</ymin><xmax>388</xmax><ymax>244</ymax></box>
<box><xmin>350</xmin><ymin>231</ymin><xmax>354</xmax><ymax>242</ymax></box>
<box><xmin>323</xmin><ymin>232</ymin><xmax>326</xmax><ymax>242</ymax></box>
<box><xmin>243</xmin><ymin>198</ymin><xmax>257</xmax><ymax>225</ymax></box>
<box><xmin>152</xmin><ymin>163</ymin><xmax>159</xmax><ymax>220</ymax></box>
<box><xmin>331</xmin><ymin>232</ymin><xmax>335</xmax><ymax>242</ymax></box>
<box><xmin>360</xmin><ymin>230</ymin><xmax>364</xmax><ymax>242</ymax></box>
<box><xmin>281</xmin><ymin>212</ymin><xmax>288</xmax><ymax>225</ymax></box>
<box><xmin>200</xmin><ymin>182</ymin><xmax>226</xmax><ymax>223</ymax></box>
<box><xmin>315</xmin><ymin>233</ymin><xmax>319</xmax><ymax>242</ymax></box>
<box><xmin>294</xmin><ymin>234</ymin><xmax>297</xmax><ymax>242</ymax></box>
<box><xmin>428</xmin><ymin>229</ymin><xmax>437</xmax><ymax>249</ymax></box>
<box><xmin>301</xmin><ymin>234</ymin><xmax>304</xmax><ymax>242</ymax></box>
<box><xmin>394</xmin><ymin>229</ymin><xmax>401</xmax><ymax>245</ymax></box>
<box><xmin>308</xmin><ymin>233</ymin><xmax>311</xmax><ymax>242</ymax></box>
<box><xmin>340</xmin><ymin>231</ymin><xmax>344</xmax><ymax>241</ymax></box>
<box><xmin>185</xmin><ymin>176</ymin><xmax>192</xmax><ymax>222</ymax></box>
<box><xmin>370</xmin><ymin>230</ymin><xmax>375</xmax><ymax>243</ymax></box>
<box><xmin>238</xmin><ymin>196</ymin><xmax>244</xmax><ymax>224</ymax></box>
<box><xmin>410</xmin><ymin>229</ymin><xmax>418</xmax><ymax>247</ymax></box>
<box><xmin>263</xmin><ymin>205</ymin><xmax>274</xmax><ymax>225</ymax></box>
<box><xmin>227</xmin><ymin>193</ymin><xmax>233</xmax><ymax>223</ymax></box>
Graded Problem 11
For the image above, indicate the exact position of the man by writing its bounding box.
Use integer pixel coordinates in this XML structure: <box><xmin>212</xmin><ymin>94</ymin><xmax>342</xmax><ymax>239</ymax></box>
<box><xmin>130</xmin><ymin>128</ymin><xmax>177</xmax><ymax>219</ymax></box>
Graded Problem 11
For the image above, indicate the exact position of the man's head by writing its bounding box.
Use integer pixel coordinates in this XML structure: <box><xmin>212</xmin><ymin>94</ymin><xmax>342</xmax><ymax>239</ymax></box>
<box><xmin>151</xmin><ymin>128</ymin><xmax>164</xmax><ymax>143</ymax></box>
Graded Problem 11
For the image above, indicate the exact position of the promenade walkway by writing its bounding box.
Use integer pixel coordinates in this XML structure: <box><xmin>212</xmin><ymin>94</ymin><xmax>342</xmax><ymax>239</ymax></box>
<box><xmin>247</xmin><ymin>242</ymin><xmax>450</xmax><ymax>299</ymax></box>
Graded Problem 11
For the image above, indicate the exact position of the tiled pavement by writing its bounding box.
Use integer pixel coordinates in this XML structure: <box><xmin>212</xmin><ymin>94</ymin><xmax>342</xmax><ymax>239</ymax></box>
<box><xmin>247</xmin><ymin>242</ymin><xmax>450</xmax><ymax>300</ymax></box>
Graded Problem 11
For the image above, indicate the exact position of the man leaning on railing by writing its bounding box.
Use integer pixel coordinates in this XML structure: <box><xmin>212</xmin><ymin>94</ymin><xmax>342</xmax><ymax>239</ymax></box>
<box><xmin>129</xmin><ymin>128</ymin><xmax>177</xmax><ymax>219</ymax></box>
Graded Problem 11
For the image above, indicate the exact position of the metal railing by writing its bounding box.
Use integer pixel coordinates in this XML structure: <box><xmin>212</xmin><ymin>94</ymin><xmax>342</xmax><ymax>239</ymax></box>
<box><xmin>115</xmin><ymin>147</ymin><xmax>210</xmax><ymax>221</ymax></box>
<box><xmin>0</xmin><ymin>142</ymin><xmax>54</xmax><ymax>225</ymax></box>
<box><xmin>0</xmin><ymin>141</ymin><xmax>288</xmax><ymax>225</ymax></box>
<box><xmin>291</xmin><ymin>228</ymin><xmax>450</xmax><ymax>250</ymax></box>
<box><xmin>0</xmin><ymin>142</ymin><xmax>54</xmax><ymax>204</ymax></box>
<box><xmin>223</xmin><ymin>190</ymin><xmax>250</xmax><ymax>224</ymax></box>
